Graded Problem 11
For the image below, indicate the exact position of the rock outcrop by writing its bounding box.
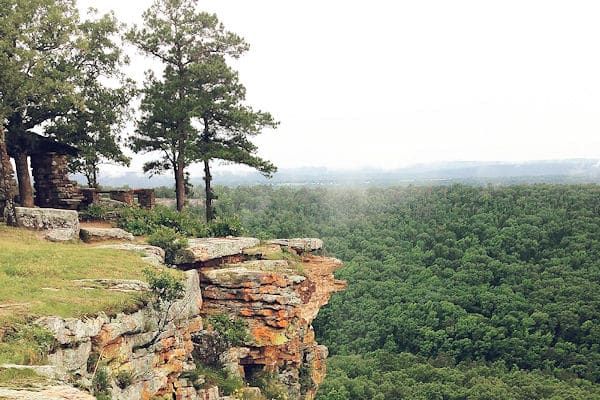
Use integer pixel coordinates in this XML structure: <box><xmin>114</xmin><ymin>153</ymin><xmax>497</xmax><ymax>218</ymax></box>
<box><xmin>13</xmin><ymin>207</ymin><xmax>80</xmax><ymax>241</ymax></box>
<box><xmin>10</xmin><ymin>236</ymin><xmax>344</xmax><ymax>400</ymax></box>
<box><xmin>37</xmin><ymin>270</ymin><xmax>203</xmax><ymax>400</ymax></box>
<box><xmin>79</xmin><ymin>227</ymin><xmax>134</xmax><ymax>243</ymax></box>
<box><xmin>175</xmin><ymin>237</ymin><xmax>260</xmax><ymax>267</ymax></box>
<box><xmin>183</xmin><ymin>238</ymin><xmax>346</xmax><ymax>400</ymax></box>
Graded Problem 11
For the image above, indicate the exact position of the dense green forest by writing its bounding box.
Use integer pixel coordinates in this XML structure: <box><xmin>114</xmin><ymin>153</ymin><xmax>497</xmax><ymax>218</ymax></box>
<box><xmin>211</xmin><ymin>184</ymin><xmax>600</xmax><ymax>399</ymax></box>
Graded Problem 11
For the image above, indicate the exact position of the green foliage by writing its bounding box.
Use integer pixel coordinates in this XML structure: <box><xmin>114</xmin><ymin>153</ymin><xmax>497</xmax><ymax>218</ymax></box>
<box><xmin>117</xmin><ymin>205</ymin><xmax>208</xmax><ymax>237</ymax></box>
<box><xmin>207</xmin><ymin>314</ymin><xmax>250</xmax><ymax>347</ymax></box>
<box><xmin>0</xmin><ymin>1</ymin><xmax>132</xmax><ymax>189</ymax></box>
<box><xmin>79</xmin><ymin>204</ymin><xmax>116</xmax><ymax>221</ymax></box>
<box><xmin>215</xmin><ymin>184</ymin><xmax>600</xmax><ymax>397</ymax></box>
<box><xmin>248</xmin><ymin>371</ymin><xmax>288</xmax><ymax>400</ymax></box>
<box><xmin>92</xmin><ymin>366</ymin><xmax>110</xmax><ymax>396</ymax></box>
<box><xmin>114</xmin><ymin>369</ymin><xmax>134</xmax><ymax>389</ymax></box>
<box><xmin>195</xmin><ymin>364</ymin><xmax>244</xmax><ymax>395</ymax></box>
<box><xmin>0</xmin><ymin>324</ymin><xmax>56</xmax><ymax>365</ymax></box>
<box><xmin>143</xmin><ymin>268</ymin><xmax>184</xmax><ymax>305</ymax></box>
<box><xmin>147</xmin><ymin>227</ymin><xmax>188</xmax><ymax>265</ymax></box>
<box><xmin>127</xmin><ymin>0</ymin><xmax>276</xmax><ymax>214</ymax></box>
<box><xmin>318</xmin><ymin>353</ymin><xmax>600</xmax><ymax>400</ymax></box>
<box><xmin>209</xmin><ymin>216</ymin><xmax>244</xmax><ymax>237</ymax></box>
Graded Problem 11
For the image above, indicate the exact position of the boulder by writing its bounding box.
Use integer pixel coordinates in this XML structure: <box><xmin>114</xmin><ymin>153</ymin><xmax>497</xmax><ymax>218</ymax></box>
<box><xmin>269</xmin><ymin>238</ymin><xmax>324</xmax><ymax>253</ymax></box>
<box><xmin>13</xmin><ymin>207</ymin><xmax>79</xmax><ymax>238</ymax></box>
<box><xmin>175</xmin><ymin>237</ymin><xmax>260</xmax><ymax>264</ymax></box>
<box><xmin>79</xmin><ymin>227</ymin><xmax>134</xmax><ymax>243</ymax></box>
<box><xmin>72</xmin><ymin>279</ymin><xmax>149</xmax><ymax>292</ymax></box>
<box><xmin>45</xmin><ymin>228</ymin><xmax>79</xmax><ymax>242</ymax></box>
<box><xmin>94</xmin><ymin>243</ymin><xmax>165</xmax><ymax>265</ymax></box>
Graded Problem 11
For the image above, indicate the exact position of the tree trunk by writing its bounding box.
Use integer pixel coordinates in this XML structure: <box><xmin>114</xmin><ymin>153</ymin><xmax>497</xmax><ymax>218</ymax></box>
<box><xmin>86</xmin><ymin>164</ymin><xmax>99</xmax><ymax>189</ymax></box>
<box><xmin>174</xmin><ymin>161</ymin><xmax>186</xmax><ymax>212</ymax></box>
<box><xmin>14</xmin><ymin>152</ymin><xmax>34</xmax><ymax>208</ymax></box>
<box><xmin>0</xmin><ymin>128</ymin><xmax>17</xmax><ymax>224</ymax></box>
<box><xmin>204</xmin><ymin>159</ymin><xmax>215</xmax><ymax>222</ymax></box>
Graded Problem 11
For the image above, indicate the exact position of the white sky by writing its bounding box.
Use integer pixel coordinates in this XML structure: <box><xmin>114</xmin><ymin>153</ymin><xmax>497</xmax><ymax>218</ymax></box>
<box><xmin>78</xmin><ymin>0</ymin><xmax>600</xmax><ymax>175</ymax></box>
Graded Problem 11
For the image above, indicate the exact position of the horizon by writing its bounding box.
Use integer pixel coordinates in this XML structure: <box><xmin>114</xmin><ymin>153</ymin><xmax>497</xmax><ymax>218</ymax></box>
<box><xmin>75</xmin><ymin>0</ymin><xmax>600</xmax><ymax>179</ymax></box>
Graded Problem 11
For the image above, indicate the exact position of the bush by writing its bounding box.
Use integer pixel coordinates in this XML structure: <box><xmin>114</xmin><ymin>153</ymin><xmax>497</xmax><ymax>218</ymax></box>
<box><xmin>118</xmin><ymin>205</ymin><xmax>207</xmax><ymax>237</ymax></box>
<box><xmin>207</xmin><ymin>314</ymin><xmax>250</xmax><ymax>347</ymax></box>
<box><xmin>196</xmin><ymin>365</ymin><xmax>243</xmax><ymax>395</ymax></box>
<box><xmin>248</xmin><ymin>371</ymin><xmax>288</xmax><ymax>400</ymax></box>
<box><xmin>92</xmin><ymin>366</ymin><xmax>110</xmax><ymax>396</ymax></box>
<box><xmin>115</xmin><ymin>370</ymin><xmax>134</xmax><ymax>389</ymax></box>
<box><xmin>208</xmin><ymin>216</ymin><xmax>243</xmax><ymax>237</ymax></box>
<box><xmin>147</xmin><ymin>227</ymin><xmax>188</xmax><ymax>264</ymax></box>
<box><xmin>143</xmin><ymin>268</ymin><xmax>184</xmax><ymax>304</ymax></box>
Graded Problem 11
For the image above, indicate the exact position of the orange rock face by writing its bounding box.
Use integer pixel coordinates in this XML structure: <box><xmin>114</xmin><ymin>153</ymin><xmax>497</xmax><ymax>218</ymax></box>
<box><xmin>198</xmin><ymin>248</ymin><xmax>346</xmax><ymax>400</ymax></box>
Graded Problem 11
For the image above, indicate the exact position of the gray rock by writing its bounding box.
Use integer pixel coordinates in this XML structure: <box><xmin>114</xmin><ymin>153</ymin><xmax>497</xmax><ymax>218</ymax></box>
<box><xmin>72</xmin><ymin>279</ymin><xmax>149</xmax><ymax>292</ymax></box>
<box><xmin>45</xmin><ymin>228</ymin><xmax>79</xmax><ymax>242</ymax></box>
<box><xmin>14</xmin><ymin>207</ymin><xmax>79</xmax><ymax>237</ymax></box>
<box><xmin>80</xmin><ymin>227</ymin><xmax>134</xmax><ymax>243</ymax></box>
<box><xmin>175</xmin><ymin>237</ymin><xmax>260</xmax><ymax>264</ymax></box>
<box><xmin>269</xmin><ymin>238</ymin><xmax>324</xmax><ymax>253</ymax></box>
<box><xmin>94</xmin><ymin>243</ymin><xmax>165</xmax><ymax>265</ymax></box>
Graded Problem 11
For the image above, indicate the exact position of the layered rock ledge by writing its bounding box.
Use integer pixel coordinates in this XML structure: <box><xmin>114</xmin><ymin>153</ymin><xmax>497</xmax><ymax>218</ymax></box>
<box><xmin>179</xmin><ymin>238</ymin><xmax>346</xmax><ymax>400</ymax></box>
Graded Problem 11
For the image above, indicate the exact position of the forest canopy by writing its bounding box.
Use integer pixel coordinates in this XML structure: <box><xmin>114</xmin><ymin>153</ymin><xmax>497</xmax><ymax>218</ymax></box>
<box><xmin>212</xmin><ymin>184</ymin><xmax>600</xmax><ymax>399</ymax></box>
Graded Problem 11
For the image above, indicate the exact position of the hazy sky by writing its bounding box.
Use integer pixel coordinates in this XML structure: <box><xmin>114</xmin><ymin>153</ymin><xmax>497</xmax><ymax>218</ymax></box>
<box><xmin>78</xmin><ymin>0</ymin><xmax>600</xmax><ymax>175</ymax></box>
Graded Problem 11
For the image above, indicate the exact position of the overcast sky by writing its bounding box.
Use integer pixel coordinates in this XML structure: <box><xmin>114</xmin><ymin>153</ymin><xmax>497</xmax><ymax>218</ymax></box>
<box><xmin>78</xmin><ymin>0</ymin><xmax>600</xmax><ymax>175</ymax></box>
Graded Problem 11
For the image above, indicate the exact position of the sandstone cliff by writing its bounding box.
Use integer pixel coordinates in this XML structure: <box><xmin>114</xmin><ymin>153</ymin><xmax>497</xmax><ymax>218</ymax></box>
<box><xmin>8</xmin><ymin>237</ymin><xmax>345</xmax><ymax>400</ymax></box>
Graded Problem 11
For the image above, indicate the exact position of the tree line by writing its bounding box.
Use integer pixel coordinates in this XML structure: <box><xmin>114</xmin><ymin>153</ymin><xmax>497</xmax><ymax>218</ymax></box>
<box><xmin>0</xmin><ymin>0</ymin><xmax>276</xmax><ymax>220</ymax></box>
<box><xmin>210</xmin><ymin>184</ymin><xmax>600</xmax><ymax>399</ymax></box>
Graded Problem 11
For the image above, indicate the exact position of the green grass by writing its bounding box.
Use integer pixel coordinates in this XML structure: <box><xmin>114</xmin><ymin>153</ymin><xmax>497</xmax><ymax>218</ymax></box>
<box><xmin>0</xmin><ymin>224</ymin><xmax>182</xmax><ymax>365</ymax></box>
<box><xmin>0</xmin><ymin>367</ymin><xmax>48</xmax><ymax>387</ymax></box>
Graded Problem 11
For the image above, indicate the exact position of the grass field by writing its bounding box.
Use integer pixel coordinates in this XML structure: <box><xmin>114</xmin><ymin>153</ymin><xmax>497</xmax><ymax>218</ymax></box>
<box><xmin>0</xmin><ymin>224</ymin><xmax>177</xmax><ymax>365</ymax></box>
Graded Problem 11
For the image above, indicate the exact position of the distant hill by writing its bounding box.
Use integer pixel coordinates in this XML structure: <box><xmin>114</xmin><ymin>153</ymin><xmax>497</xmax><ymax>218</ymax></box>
<box><xmin>77</xmin><ymin>159</ymin><xmax>600</xmax><ymax>188</ymax></box>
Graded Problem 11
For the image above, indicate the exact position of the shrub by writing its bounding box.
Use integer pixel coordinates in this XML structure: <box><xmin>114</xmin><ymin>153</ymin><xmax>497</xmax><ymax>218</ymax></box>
<box><xmin>115</xmin><ymin>370</ymin><xmax>134</xmax><ymax>389</ymax></box>
<box><xmin>147</xmin><ymin>227</ymin><xmax>188</xmax><ymax>264</ymax></box>
<box><xmin>207</xmin><ymin>314</ymin><xmax>250</xmax><ymax>347</ymax></box>
<box><xmin>79</xmin><ymin>204</ymin><xmax>112</xmax><ymax>221</ymax></box>
<box><xmin>208</xmin><ymin>216</ymin><xmax>243</xmax><ymax>237</ymax></box>
<box><xmin>92</xmin><ymin>366</ymin><xmax>110</xmax><ymax>396</ymax></box>
<box><xmin>118</xmin><ymin>205</ymin><xmax>207</xmax><ymax>237</ymax></box>
<box><xmin>143</xmin><ymin>268</ymin><xmax>184</xmax><ymax>304</ymax></box>
<box><xmin>248</xmin><ymin>371</ymin><xmax>288</xmax><ymax>400</ymax></box>
<box><xmin>196</xmin><ymin>365</ymin><xmax>243</xmax><ymax>395</ymax></box>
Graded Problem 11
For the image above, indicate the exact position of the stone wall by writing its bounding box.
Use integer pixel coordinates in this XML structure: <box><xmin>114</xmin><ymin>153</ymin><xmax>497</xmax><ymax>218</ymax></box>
<box><xmin>30</xmin><ymin>153</ymin><xmax>82</xmax><ymax>209</ymax></box>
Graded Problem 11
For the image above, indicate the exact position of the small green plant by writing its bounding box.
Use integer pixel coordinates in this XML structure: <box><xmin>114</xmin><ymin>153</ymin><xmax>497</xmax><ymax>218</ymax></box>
<box><xmin>248</xmin><ymin>371</ymin><xmax>288</xmax><ymax>400</ymax></box>
<box><xmin>143</xmin><ymin>268</ymin><xmax>184</xmax><ymax>304</ymax></box>
<box><xmin>147</xmin><ymin>227</ymin><xmax>188</xmax><ymax>264</ymax></box>
<box><xmin>207</xmin><ymin>314</ymin><xmax>250</xmax><ymax>347</ymax></box>
<box><xmin>114</xmin><ymin>369</ymin><xmax>134</xmax><ymax>389</ymax></box>
<box><xmin>196</xmin><ymin>364</ymin><xmax>243</xmax><ymax>395</ymax></box>
<box><xmin>118</xmin><ymin>205</ymin><xmax>207</xmax><ymax>237</ymax></box>
<box><xmin>79</xmin><ymin>204</ymin><xmax>113</xmax><ymax>221</ymax></box>
<box><xmin>92</xmin><ymin>366</ymin><xmax>110</xmax><ymax>396</ymax></box>
<box><xmin>208</xmin><ymin>216</ymin><xmax>243</xmax><ymax>237</ymax></box>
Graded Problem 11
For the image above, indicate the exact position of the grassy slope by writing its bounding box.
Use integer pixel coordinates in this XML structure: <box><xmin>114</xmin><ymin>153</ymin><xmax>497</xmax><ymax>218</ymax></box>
<box><xmin>0</xmin><ymin>224</ymin><xmax>178</xmax><ymax>365</ymax></box>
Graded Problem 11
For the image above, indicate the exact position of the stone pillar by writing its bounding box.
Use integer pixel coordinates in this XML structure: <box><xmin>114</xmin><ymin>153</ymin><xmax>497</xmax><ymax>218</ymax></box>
<box><xmin>79</xmin><ymin>188</ymin><xmax>100</xmax><ymax>207</ymax></box>
<box><xmin>110</xmin><ymin>190</ymin><xmax>134</xmax><ymax>205</ymax></box>
<box><xmin>30</xmin><ymin>153</ymin><xmax>82</xmax><ymax>209</ymax></box>
<box><xmin>135</xmin><ymin>189</ymin><xmax>156</xmax><ymax>209</ymax></box>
